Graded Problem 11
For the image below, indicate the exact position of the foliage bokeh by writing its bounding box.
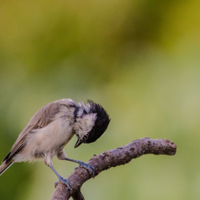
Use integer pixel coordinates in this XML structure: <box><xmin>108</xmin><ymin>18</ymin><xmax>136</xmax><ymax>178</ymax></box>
<box><xmin>0</xmin><ymin>0</ymin><xmax>200</xmax><ymax>199</ymax></box>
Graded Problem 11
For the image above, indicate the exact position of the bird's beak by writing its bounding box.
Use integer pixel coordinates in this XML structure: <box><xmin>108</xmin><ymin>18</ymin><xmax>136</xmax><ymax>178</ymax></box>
<box><xmin>74</xmin><ymin>138</ymin><xmax>82</xmax><ymax>148</ymax></box>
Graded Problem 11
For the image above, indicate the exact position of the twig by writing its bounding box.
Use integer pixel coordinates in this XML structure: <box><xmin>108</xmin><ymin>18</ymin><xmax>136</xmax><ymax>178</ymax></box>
<box><xmin>51</xmin><ymin>137</ymin><xmax>177</xmax><ymax>200</ymax></box>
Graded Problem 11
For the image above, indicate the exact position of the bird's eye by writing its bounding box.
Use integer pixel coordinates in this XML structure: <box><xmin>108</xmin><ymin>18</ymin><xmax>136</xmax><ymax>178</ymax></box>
<box><xmin>83</xmin><ymin>134</ymin><xmax>88</xmax><ymax>140</ymax></box>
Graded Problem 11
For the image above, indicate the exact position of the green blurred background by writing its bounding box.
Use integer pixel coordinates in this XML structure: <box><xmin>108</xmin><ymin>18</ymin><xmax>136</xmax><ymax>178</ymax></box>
<box><xmin>0</xmin><ymin>0</ymin><xmax>200</xmax><ymax>199</ymax></box>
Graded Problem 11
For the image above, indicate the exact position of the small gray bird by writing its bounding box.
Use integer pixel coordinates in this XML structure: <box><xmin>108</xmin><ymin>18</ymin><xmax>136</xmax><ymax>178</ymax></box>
<box><xmin>0</xmin><ymin>99</ymin><xmax>110</xmax><ymax>189</ymax></box>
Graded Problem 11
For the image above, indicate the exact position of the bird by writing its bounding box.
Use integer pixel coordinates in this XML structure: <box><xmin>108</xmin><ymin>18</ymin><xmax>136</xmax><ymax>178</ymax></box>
<box><xmin>0</xmin><ymin>98</ymin><xmax>110</xmax><ymax>189</ymax></box>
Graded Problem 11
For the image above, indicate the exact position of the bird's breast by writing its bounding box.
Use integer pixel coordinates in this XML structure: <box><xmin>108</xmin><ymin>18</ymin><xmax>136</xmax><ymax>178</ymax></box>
<box><xmin>24</xmin><ymin>118</ymin><xmax>75</xmax><ymax>161</ymax></box>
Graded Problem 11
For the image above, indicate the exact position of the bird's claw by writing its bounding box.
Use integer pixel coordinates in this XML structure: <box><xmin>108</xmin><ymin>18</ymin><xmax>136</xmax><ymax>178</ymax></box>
<box><xmin>54</xmin><ymin>177</ymin><xmax>72</xmax><ymax>190</ymax></box>
<box><xmin>75</xmin><ymin>162</ymin><xmax>95</xmax><ymax>177</ymax></box>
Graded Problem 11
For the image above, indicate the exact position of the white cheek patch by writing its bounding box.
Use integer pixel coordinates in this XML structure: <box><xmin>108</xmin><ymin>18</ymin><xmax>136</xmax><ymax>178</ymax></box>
<box><xmin>83</xmin><ymin>113</ymin><xmax>96</xmax><ymax>130</ymax></box>
<box><xmin>75</xmin><ymin>113</ymin><xmax>97</xmax><ymax>138</ymax></box>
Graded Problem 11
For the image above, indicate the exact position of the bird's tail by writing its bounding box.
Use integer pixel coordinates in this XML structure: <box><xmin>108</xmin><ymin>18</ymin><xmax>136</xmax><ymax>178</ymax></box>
<box><xmin>0</xmin><ymin>161</ymin><xmax>13</xmax><ymax>176</ymax></box>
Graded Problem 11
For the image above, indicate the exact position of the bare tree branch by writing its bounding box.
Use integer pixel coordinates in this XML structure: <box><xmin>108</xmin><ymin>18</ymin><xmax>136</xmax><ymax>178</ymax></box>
<box><xmin>51</xmin><ymin>137</ymin><xmax>177</xmax><ymax>200</ymax></box>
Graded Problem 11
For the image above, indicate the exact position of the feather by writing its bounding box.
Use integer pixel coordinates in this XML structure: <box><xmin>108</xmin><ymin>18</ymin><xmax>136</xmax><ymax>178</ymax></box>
<box><xmin>2</xmin><ymin>99</ymin><xmax>73</xmax><ymax>163</ymax></box>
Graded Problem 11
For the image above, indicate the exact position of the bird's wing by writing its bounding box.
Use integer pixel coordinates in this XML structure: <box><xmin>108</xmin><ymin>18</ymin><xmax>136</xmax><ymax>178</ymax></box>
<box><xmin>3</xmin><ymin>100</ymin><xmax>64</xmax><ymax>163</ymax></box>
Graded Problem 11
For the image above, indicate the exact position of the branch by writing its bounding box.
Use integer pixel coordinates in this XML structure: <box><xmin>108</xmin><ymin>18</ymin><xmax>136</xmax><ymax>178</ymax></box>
<box><xmin>51</xmin><ymin>137</ymin><xmax>177</xmax><ymax>200</ymax></box>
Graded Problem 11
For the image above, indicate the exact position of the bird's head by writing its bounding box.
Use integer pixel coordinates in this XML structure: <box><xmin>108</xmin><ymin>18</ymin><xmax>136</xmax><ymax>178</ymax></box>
<box><xmin>74</xmin><ymin>100</ymin><xmax>110</xmax><ymax>148</ymax></box>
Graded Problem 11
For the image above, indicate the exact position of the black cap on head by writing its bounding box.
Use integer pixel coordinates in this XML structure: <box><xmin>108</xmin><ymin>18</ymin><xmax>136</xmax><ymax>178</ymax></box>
<box><xmin>83</xmin><ymin>100</ymin><xmax>110</xmax><ymax>144</ymax></box>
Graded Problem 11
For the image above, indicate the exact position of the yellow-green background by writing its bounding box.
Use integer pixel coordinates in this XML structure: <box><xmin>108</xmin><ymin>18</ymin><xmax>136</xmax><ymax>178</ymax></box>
<box><xmin>0</xmin><ymin>0</ymin><xmax>199</xmax><ymax>199</ymax></box>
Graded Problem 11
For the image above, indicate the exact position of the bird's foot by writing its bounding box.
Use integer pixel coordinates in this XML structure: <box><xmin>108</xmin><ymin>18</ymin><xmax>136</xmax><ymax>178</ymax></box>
<box><xmin>75</xmin><ymin>162</ymin><xmax>95</xmax><ymax>177</ymax></box>
<box><xmin>54</xmin><ymin>177</ymin><xmax>72</xmax><ymax>190</ymax></box>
